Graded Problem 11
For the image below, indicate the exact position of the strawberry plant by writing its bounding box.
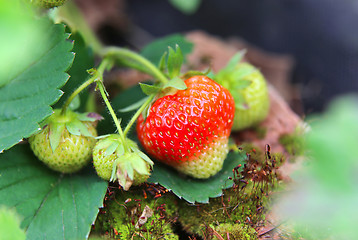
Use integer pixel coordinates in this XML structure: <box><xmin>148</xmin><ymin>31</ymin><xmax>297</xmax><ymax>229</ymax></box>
<box><xmin>0</xmin><ymin>1</ymin><xmax>292</xmax><ymax>239</ymax></box>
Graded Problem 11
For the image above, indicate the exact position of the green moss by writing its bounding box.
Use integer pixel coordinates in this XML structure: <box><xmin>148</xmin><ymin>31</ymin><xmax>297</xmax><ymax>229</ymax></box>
<box><xmin>253</xmin><ymin>125</ymin><xmax>268</xmax><ymax>139</ymax></box>
<box><xmin>93</xmin><ymin>186</ymin><xmax>179</xmax><ymax>239</ymax></box>
<box><xmin>92</xmin><ymin>144</ymin><xmax>284</xmax><ymax>240</ymax></box>
<box><xmin>177</xmin><ymin>143</ymin><xmax>282</xmax><ymax>239</ymax></box>
<box><xmin>279</xmin><ymin>130</ymin><xmax>305</xmax><ymax>157</ymax></box>
<box><xmin>212</xmin><ymin>223</ymin><xmax>257</xmax><ymax>240</ymax></box>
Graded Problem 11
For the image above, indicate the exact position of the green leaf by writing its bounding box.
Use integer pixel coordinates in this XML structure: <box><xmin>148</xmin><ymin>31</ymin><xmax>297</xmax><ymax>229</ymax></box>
<box><xmin>0</xmin><ymin>0</ymin><xmax>42</xmax><ymax>87</ymax></box>
<box><xmin>0</xmin><ymin>19</ymin><xmax>74</xmax><ymax>152</ymax></box>
<box><xmin>163</xmin><ymin>77</ymin><xmax>187</xmax><ymax>90</ymax></box>
<box><xmin>0</xmin><ymin>207</ymin><xmax>26</xmax><ymax>240</ymax></box>
<box><xmin>148</xmin><ymin>151</ymin><xmax>246</xmax><ymax>203</ymax></box>
<box><xmin>276</xmin><ymin>95</ymin><xmax>358</xmax><ymax>239</ymax></box>
<box><xmin>168</xmin><ymin>0</ymin><xmax>202</xmax><ymax>14</ymax></box>
<box><xmin>167</xmin><ymin>45</ymin><xmax>183</xmax><ymax>78</ymax></box>
<box><xmin>141</xmin><ymin>34</ymin><xmax>193</xmax><ymax>65</ymax></box>
<box><xmin>139</xmin><ymin>83</ymin><xmax>161</xmax><ymax>96</ymax></box>
<box><xmin>0</xmin><ymin>144</ymin><xmax>108</xmax><ymax>239</ymax></box>
<box><xmin>53</xmin><ymin>31</ymin><xmax>95</xmax><ymax>112</ymax></box>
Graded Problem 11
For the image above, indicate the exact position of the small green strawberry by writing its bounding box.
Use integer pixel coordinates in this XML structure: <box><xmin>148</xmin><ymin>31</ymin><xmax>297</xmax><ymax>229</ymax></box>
<box><xmin>30</xmin><ymin>0</ymin><xmax>67</xmax><ymax>8</ymax></box>
<box><xmin>136</xmin><ymin>75</ymin><xmax>235</xmax><ymax>179</ymax></box>
<box><xmin>92</xmin><ymin>134</ymin><xmax>153</xmax><ymax>190</ymax></box>
<box><xmin>214</xmin><ymin>52</ymin><xmax>270</xmax><ymax>131</ymax></box>
<box><xmin>29</xmin><ymin>109</ymin><xmax>102</xmax><ymax>173</ymax></box>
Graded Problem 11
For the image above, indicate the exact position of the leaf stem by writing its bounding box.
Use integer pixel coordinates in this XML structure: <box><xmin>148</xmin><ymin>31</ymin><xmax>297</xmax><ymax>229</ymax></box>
<box><xmin>101</xmin><ymin>47</ymin><xmax>168</xmax><ymax>85</ymax></box>
<box><xmin>123</xmin><ymin>95</ymin><xmax>154</xmax><ymax>136</ymax></box>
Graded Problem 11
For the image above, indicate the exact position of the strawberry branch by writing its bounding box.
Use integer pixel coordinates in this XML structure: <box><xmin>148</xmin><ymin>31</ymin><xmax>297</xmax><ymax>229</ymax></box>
<box><xmin>60</xmin><ymin>58</ymin><xmax>113</xmax><ymax>116</ymax></box>
<box><xmin>101</xmin><ymin>47</ymin><xmax>169</xmax><ymax>85</ymax></box>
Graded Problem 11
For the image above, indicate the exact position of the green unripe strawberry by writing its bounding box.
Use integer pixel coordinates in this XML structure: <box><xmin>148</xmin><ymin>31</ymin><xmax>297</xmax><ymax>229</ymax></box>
<box><xmin>30</xmin><ymin>0</ymin><xmax>67</xmax><ymax>8</ymax></box>
<box><xmin>215</xmin><ymin>53</ymin><xmax>270</xmax><ymax>131</ymax></box>
<box><xmin>29</xmin><ymin>109</ymin><xmax>101</xmax><ymax>173</ymax></box>
<box><xmin>92</xmin><ymin>134</ymin><xmax>153</xmax><ymax>190</ymax></box>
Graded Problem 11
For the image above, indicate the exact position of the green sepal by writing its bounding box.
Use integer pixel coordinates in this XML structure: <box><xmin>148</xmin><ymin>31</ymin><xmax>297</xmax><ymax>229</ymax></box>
<box><xmin>230</xmin><ymin>66</ymin><xmax>257</xmax><ymax>83</ymax></box>
<box><xmin>131</xmin><ymin>154</ymin><xmax>150</xmax><ymax>175</ymax></box>
<box><xmin>233</xmin><ymin>92</ymin><xmax>249</xmax><ymax>110</ymax></box>
<box><xmin>139</xmin><ymin>83</ymin><xmax>161</xmax><ymax>96</ymax></box>
<box><xmin>115</xmin><ymin>143</ymin><xmax>125</xmax><ymax>157</ymax></box>
<box><xmin>77</xmin><ymin>112</ymin><xmax>103</xmax><ymax>122</ymax></box>
<box><xmin>119</xmin><ymin>97</ymin><xmax>149</xmax><ymax>112</ymax></box>
<box><xmin>104</xmin><ymin>141</ymin><xmax>120</xmax><ymax>157</ymax></box>
<box><xmin>93</xmin><ymin>135</ymin><xmax>113</xmax><ymax>149</ymax></box>
<box><xmin>141</xmin><ymin>101</ymin><xmax>152</xmax><ymax>122</ymax></box>
<box><xmin>181</xmin><ymin>70</ymin><xmax>206</xmax><ymax>79</ymax></box>
<box><xmin>158</xmin><ymin>51</ymin><xmax>167</xmax><ymax>72</ymax></box>
<box><xmin>163</xmin><ymin>77</ymin><xmax>187</xmax><ymax>91</ymax></box>
<box><xmin>206</xmin><ymin>70</ymin><xmax>215</xmax><ymax>79</ymax></box>
<box><xmin>66</xmin><ymin>119</ymin><xmax>93</xmax><ymax>137</ymax></box>
<box><xmin>134</xmin><ymin>148</ymin><xmax>154</xmax><ymax>166</ymax></box>
<box><xmin>68</xmin><ymin>95</ymin><xmax>80</xmax><ymax>111</ymax></box>
<box><xmin>224</xmin><ymin>50</ymin><xmax>246</xmax><ymax>72</ymax></box>
<box><xmin>124</xmin><ymin>160</ymin><xmax>134</xmax><ymax>180</ymax></box>
<box><xmin>49</xmin><ymin>122</ymin><xmax>65</xmax><ymax>152</ymax></box>
<box><xmin>167</xmin><ymin>45</ymin><xmax>183</xmax><ymax>79</ymax></box>
<box><xmin>234</xmin><ymin>79</ymin><xmax>252</xmax><ymax>89</ymax></box>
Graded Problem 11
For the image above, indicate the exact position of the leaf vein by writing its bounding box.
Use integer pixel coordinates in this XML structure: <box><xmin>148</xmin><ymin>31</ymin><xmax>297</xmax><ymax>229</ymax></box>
<box><xmin>26</xmin><ymin>174</ymin><xmax>64</xmax><ymax>231</ymax></box>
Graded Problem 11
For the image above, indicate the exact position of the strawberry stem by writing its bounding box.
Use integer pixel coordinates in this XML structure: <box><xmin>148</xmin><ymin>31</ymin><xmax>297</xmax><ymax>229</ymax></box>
<box><xmin>96</xmin><ymin>81</ymin><xmax>125</xmax><ymax>142</ymax></box>
<box><xmin>101</xmin><ymin>47</ymin><xmax>169</xmax><ymax>85</ymax></box>
<box><xmin>123</xmin><ymin>94</ymin><xmax>155</xmax><ymax>137</ymax></box>
<box><xmin>91</xmin><ymin>59</ymin><xmax>126</xmax><ymax>142</ymax></box>
<box><xmin>60</xmin><ymin>58</ymin><xmax>112</xmax><ymax>116</ymax></box>
<box><xmin>60</xmin><ymin>77</ymin><xmax>95</xmax><ymax>116</ymax></box>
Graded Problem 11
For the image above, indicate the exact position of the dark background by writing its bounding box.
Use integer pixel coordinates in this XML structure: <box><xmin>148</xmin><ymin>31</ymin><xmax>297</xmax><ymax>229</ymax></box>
<box><xmin>124</xmin><ymin>0</ymin><xmax>358</xmax><ymax>114</ymax></box>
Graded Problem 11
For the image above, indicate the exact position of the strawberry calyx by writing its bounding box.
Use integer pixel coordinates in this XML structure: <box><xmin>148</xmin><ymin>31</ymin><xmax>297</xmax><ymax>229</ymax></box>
<box><xmin>214</xmin><ymin>51</ymin><xmax>259</xmax><ymax>110</ymax></box>
<box><xmin>42</xmin><ymin>109</ymin><xmax>102</xmax><ymax>152</ymax></box>
<box><xmin>93</xmin><ymin>134</ymin><xmax>153</xmax><ymax>190</ymax></box>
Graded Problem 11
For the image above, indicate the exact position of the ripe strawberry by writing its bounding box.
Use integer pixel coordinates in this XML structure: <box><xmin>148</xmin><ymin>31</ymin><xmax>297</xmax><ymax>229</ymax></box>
<box><xmin>215</xmin><ymin>58</ymin><xmax>270</xmax><ymax>131</ymax></box>
<box><xmin>29</xmin><ymin>109</ymin><xmax>101</xmax><ymax>173</ymax></box>
<box><xmin>30</xmin><ymin>0</ymin><xmax>67</xmax><ymax>8</ymax></box>
<box><xmin>136</xmin><ymin>75</ymin><xmax>235</xmax><ymax>179</ymax></box>
<box><xmin>92</xmin><ymin>134</ymin><xmax>153</xmax><ymax>190</ymax></box>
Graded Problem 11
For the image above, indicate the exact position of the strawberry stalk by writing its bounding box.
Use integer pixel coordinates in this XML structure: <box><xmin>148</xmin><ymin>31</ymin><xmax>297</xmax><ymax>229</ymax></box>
<box><xmin>60</xmin><ymin>58</ymin><xmax>113</xmax><ymax>116</ymax></box>
<box><xmin>101</xmin><ymin>47</ymin><xmax>169</xmax><ymax>85</ymax></box>
<box><xmin>96</xmin><ymin>80</ymin><xmax>126</xmax><ymax>142</ymax></box>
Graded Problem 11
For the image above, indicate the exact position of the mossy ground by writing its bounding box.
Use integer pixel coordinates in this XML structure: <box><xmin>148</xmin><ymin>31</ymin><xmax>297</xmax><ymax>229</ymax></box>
<box><xmin>91</xmin><ymin>184</ymin><xmax>179</xmax><ymax>239</ymax></box>
<box><xmin>91</xmin><ymin>144</ymin><xmax>284</xmax><ymax>239</ymax></box>
<box><xmin>279</xmin><ymin>128</ymin><xmax>306</xmax><ymax>158</ymax></box>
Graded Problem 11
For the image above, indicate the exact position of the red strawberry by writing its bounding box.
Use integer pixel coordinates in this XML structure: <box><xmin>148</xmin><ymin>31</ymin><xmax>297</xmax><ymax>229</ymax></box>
<box><xmin>136</xmin><ymin>75</ymin><xmax>235</xmax><ymax>179</ymax></box>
